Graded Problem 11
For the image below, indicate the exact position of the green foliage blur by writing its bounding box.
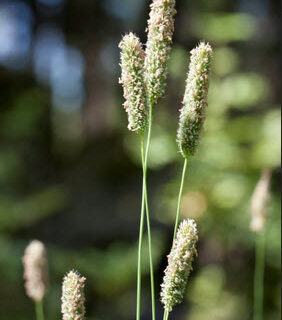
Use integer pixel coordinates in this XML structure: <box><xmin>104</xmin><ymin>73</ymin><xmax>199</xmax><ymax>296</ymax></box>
<box><xmin>0</xmin><ymin>0</ymin><xmax>280</xmax><ymax>320</ymax></box>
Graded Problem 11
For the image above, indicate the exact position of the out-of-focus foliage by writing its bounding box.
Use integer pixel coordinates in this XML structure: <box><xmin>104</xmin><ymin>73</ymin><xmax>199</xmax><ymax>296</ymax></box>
<box><xmin>0</xmin><ymin>0</ymin><xmax>280</xmax><ymax>320</ymax></box>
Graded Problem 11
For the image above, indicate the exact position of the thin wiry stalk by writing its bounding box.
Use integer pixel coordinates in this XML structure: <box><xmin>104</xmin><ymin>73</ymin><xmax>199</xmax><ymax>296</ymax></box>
<box><xmin>173</xmin><ymin>158</ymin><xmax>188</xmax><ymax>240</ymax></box>
<box><xmin>254</xmin><ymin>231</ymin><xmax>265</xmax><ymax>320</ymax></box>
<box><xmin>136</xmin><ymin>138</ymin><xmax>146</xmax><ymax>320</ymax></box>
<box><xmin>163</xmin><ymin>309</ymin><xmax>169</xmax><ymax>320</ymax></box>
<box><xmin>35</xmin><ymin>300</ymin><xmax>44</xmax><ymax>320</ymax></box>
<box><xmin>136</xmin><ymin>104</ymin><xmax>155</xmax><ymax>320</ymax></box>
<box><xmin>142</xmin><ymin>105</ymin><xmax>156</xmax><ymax>320</ymax></box>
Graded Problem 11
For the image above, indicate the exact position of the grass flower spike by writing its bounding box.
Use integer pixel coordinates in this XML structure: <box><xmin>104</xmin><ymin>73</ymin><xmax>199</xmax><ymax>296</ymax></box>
<box><xmin>161</xmin><ymin>219</ymin><xmax>198</xmax><ymax>313</ymax></box>
<box><xmin>145</xmin><ymin>0</ymin><xmax>177</xmax><ymax>104</ymax></box>
<box><xmin>119</xmin><ymin>33</ymin><xmax>148</xmax><ymax>134</ymax></box>
<box><xmin>250</xmin><ymin>170</ymin><xmax>272</xmax><ymax>233</ymax></box>
<box><xmin>177</xmin><ymin>42</ymin><xmax>213</xmax><ymax>158</ymax></box>
<box><xmin>22</xmin><ymin>240</ymin><xmax>49</xmax><ymax>302</ymax></box>
<box><xmin>62</xmin><ymin>270</ymin><xmax>86</xmax><ymax>320</ymax></box>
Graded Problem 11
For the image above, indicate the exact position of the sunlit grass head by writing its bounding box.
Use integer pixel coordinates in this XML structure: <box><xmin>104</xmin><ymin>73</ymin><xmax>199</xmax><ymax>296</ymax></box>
<box><xmin>145</xmin><ymin>0</ymin><xmax>177</xmax><ymax>105</ymax></box>
<box><xmin>161</xmin><ymin>219</ymin><xmax>198</xmax><ymax>312</ymax></box>
<box><xmin>177</xmin><ymin>42</ymin><xmax>213</xmax><ymax>158</ymax></box>
<box><xmin>119</xmin><ymin>33</ymin><xmax>148</xmax><ymax>134</ymax></box>
<box><xmin>61</xmin><ymin>270</ymin><xmax>86</xmax><ymax>320</ymax></box>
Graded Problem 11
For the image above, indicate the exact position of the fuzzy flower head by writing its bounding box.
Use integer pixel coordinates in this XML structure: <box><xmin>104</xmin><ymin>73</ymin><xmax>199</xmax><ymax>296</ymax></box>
<box><xmin>177</xmin><ymin>42</ymin><xmax>213</xmax><ymax>158</ymax></box>
<box><xmin>22</xmin><ymin>240</ymin><xmax>49</xmax><ymax>302</ymax></box>
<box><xmin>119</xmin><ymin>33</ymin><xmax>148</xmax><ymax>134</ymax></box>
<box><xmin>250</xmin><ymin>170</ymin><xmax>272</xmax><ymax>233</ymax></box>
<box><xmin>61</xmin><ymin>270</ymin><xmax>86</xmax><ymax>320</ymax></box>
<box><xmin>161</xmin><ymin>219</ymin><xmax>198</xmax><ymax>312</ymax></box>
<box><xmin>145</xmin><ymin>0</ymin><xmax>177</xmax><ymax>105</ymax></box>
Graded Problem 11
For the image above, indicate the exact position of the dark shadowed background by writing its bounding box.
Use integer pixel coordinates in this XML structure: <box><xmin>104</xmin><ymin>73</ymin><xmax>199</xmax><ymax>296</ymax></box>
<box><xmin>0</xmin><ymin>0</ymin><xmax>280</xmax><ymax>319</ymax></box>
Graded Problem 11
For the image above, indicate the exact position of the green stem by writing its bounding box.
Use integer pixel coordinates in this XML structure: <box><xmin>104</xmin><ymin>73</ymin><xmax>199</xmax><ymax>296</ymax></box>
<box><xmin>144</xmin><ymin>189</ymin><xmax>156</xmax><ymax>320</ymax></box>
<box><xmin>254</xmin><ymin>231</ymin><xmax>265</xmax><ymax>320</ymax></box>
<box><xmin>136</xmin><ymin>104</ymin><xmax>155</xmax><ymax>320</ymax></box>
<box><xmin>173</xmin><ymin>157</ymin><xmax>188</xmax><ymax>240</ymax></box>
<box><xmin>35</xmin><ymin>300</ymin><xmax>44</xmax><ymax>320</ymax></box>
<box><xmin>144</xmin><ymin>104</ymin><xmax>156</xmax><ymax>320</ymax></box>
<box><xmin>163</xmin><ymin>309</ymin><xmax>169</xmax><ymax>320</ymax></box>
<box><xmin>136</xmin><ymin>138</ymin><xmax>146</xmax><ymax>320</ymax></box>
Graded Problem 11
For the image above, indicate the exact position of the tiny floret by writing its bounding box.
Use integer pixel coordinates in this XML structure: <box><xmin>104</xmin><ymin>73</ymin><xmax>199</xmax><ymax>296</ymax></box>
<box><xmin>160</xmin><ymin>219</ymin><xmax>198</xmax><ymax>312</ymax></box>
<box><xmin>22</xmin><ymin>240</ymin><xmax>49</xmax><ymax>302</ymax></box>
<box><xmin>119</xmin><ymin>33</ymin><xmax>148</xmax><ymax>134</ymax></box>
<box><xmin>61</xmin><ymin>270</ymin><xmax>86</xmax><ymax>320</ymax></box>
<box><xmin>250</xmin><ymin>170</ymin><xmax>272</xmax><ymax>233</ymax></box>
<box><xmin>177</xmin><ymin>42</ymin><xmax>213</xmax><ymax>158</ymax></box>
<box><xmin>145</xmin><ymin>0</ymin><xmax>177</xmax><ymax>105</ymax></box>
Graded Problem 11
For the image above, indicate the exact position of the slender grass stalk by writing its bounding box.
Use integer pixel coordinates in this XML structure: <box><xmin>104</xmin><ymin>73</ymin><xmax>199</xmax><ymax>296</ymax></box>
<box><xmin>136</xmin><ymin>138</ymin><xmax>146</xmax><ymax>320</ymax></box>
<box><xmin>254</xmin><ymin>231</ymin><xmax>265</xmax><ymax>320</ymax></box>
<box><xmin>163</xmin><ymin>309</ymin><xmax>169</xmax><ymax>320</ymax></box>
<box><xmin>137</xmin><ymin>104</ymin><xmax>156</xmax><ymax>320</ymax></box>
<box><xmin>143</xmin><ymin>105</ymin><xmax>156</xmax><ymax>320</ymax></box>
<box><xmin>144</xmin><ymin>188</ymin><xmax>156</xmax><ymax>320</ymax></box>
<box><xmin>251</xmin><ymin>171</ymin><xmax>271</xmax><ymax>320</ymax></box>
<box><xmin>35</xmin><ymin>300</ymin><xmax>44</xmax><ymax>320</ymax></box>
<box><xmin>173</xmin><ymin>158</ymin><xmax>188</xmax><ymax>240</ymax></box>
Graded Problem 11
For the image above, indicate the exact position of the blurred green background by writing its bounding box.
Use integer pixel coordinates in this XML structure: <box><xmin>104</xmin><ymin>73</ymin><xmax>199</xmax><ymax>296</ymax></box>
<box><xmin>0</xmin><ymin>0</ymin><xmax>280</xmax><ymax>319</ymax></box>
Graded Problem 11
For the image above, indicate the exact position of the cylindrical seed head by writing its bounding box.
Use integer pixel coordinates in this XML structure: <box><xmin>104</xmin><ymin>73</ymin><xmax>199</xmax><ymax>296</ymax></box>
<box><xmin>61</xmin><ymin>270</ymin><xmax>86</xmax><ymax>320</ymax></box>
<box><xmin>22</xmin><ymin>240</ymin><xmax>49</xmax><ymax>302</ymax></box>
<box><xmin>177</xmin><ymin>42</ymin><xmax>213</xmax><ymax>158</ymax></box>
<box><xmin>250</xmin><ymin>170</ymin><xmax>272</xmax><ymax>233</ymax></box>
<box><xmin>119</xmin><ymin>33</ymin><xmax>148</xmax><ymax>134</ymax></box>
<box><xmin>145</xmin><ymin>0</ymin><xmax>177</xmax><ymax>105</ymax></box>
<box><xmin>160</xmin><ymin>219</ymin><xmax>198</xmax><ymax>312</ymax></box>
